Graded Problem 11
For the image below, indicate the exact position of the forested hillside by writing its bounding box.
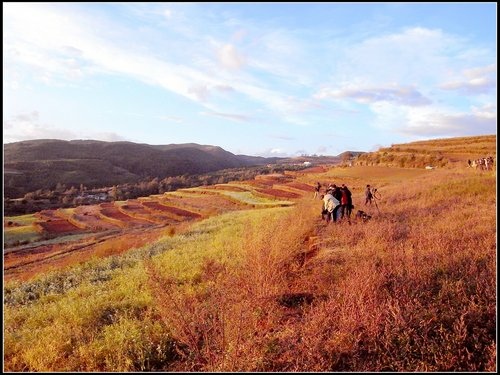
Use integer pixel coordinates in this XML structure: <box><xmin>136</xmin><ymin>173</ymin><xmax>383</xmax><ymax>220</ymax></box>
<box><xmin>4</xmin><ymin>139</ymin><xmax>281</xmax><ymax>198</ymax></box>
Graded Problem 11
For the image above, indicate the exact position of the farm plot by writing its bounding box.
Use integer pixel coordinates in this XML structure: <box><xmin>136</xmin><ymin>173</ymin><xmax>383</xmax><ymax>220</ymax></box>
<box><xmin>283</xmin><ymin>181</ymin><xmax>314</xmax><ymax>193</ymax></box>
<box><xmin>37</xmin><ymin>219</ymin><xmax>83</xmax><ymax>235</ymax></box>
<box><xmin>99</xmin><ymin>203</ymin><xmax>154</xmax><ymax>228</ymax></box>
<box><xmin>119</xmin><ymin>200</ymin><xmax>178</xmax><ymax>224</ymax></box>
<box><xmin>155</xmin><ymin>192</ymin><xmax>247</xmax><ymax>216</ymax></box>
<box><xmin>36</xmin><ymin>209</ymin><xmax>60</xmax><ymax>221</ymax></box>
<box><xmin>205</xmin><ymin>184</ymin><xmax>250</xmax><ymax>192</ymax></box>
<box><xmin>254</xmin><ymin>188</ymin><xmax>302</xmax><ymax>199</ymax></box>
<box><xmin>73</xmin><ymin>205</ymin><xmax>122</xmax><ymax>230</ymax></box>
<box><xmin>213</xmin><ymin>190</ymin><xmax>294</xmax><ymax>207</ymax></box>
<box><xmin>142</xmin><ymin>201</ymin><xmax>201</xmax><ymax>220</ymax></box>
<box><xmin>4</xmin><ymin>223</ymin><xmax>43</xmax><ymax>247</ymax></box>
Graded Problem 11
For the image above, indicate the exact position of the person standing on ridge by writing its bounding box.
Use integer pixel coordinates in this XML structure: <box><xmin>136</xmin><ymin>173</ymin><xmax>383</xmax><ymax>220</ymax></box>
<box><xmin>365</xmin><ymin>184</ymin><xmax>373</xmax><ymax>206</ymax></box>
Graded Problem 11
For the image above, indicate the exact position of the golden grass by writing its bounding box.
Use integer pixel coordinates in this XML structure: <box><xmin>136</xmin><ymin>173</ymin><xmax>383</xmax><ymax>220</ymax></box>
<box><xmin>3</xmin><ymin>154</ymin><xmax>496</xmax><ymax>371</ymax></box>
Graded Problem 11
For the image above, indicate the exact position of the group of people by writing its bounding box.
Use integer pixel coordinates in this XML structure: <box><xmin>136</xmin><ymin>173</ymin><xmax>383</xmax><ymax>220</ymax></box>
<box><xmin>316</xmin><ymin>183</ymin><xmax>353</xmax><ymax>224</ymax></box>
<box><xmin>467</xmin><ymin>157</ymin><xmax>494</xmax><ymax>171</ymax></box>
<box><xmin>315</xmin><ymin>182</ymin><xmax>377</xmax><ymax>224</ymax></box>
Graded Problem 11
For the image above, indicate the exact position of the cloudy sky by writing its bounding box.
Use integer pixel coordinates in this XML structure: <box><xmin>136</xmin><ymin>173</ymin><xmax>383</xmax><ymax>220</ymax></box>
<box><xmin>3</xmin><ymin>2</ymin><xmax>497</xmax><ymax>157</ymax></box>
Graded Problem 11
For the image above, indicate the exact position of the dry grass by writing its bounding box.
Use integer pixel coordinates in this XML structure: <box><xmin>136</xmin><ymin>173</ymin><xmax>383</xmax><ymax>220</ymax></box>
<box><xmin>3</xmin><ymin>144</ymin><xmax>496</xmax><ymax>371</ymax></box>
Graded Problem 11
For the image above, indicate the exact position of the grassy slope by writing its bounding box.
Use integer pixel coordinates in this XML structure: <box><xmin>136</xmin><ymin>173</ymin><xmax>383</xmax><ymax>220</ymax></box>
<box><xmin>3</xmin><ymin>138</ymin><xmax>497</xmax><ymax>371</ymax></box>
<box><xmin>356</xmin><ymin>134</ymin><xmax>496</xmax><ymax>168</ymax></box>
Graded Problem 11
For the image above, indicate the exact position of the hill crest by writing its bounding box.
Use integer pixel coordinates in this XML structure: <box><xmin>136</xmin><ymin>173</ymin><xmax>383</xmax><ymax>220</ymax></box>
<box><xmin>3</xmin><ymin>139</ymin><xmax>282</xmax><ymax>198</ymax></box>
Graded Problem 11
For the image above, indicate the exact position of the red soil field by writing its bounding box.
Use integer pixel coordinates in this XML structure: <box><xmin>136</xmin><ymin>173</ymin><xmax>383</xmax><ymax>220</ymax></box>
<box><xmin>240</xmin><ymin>179</ymin><xmax>276</xmax><ymax>187</ymax></box>
<box><xmin>155</xmin><ymin>194</ymin><xmax>245</xmax><ymax>216</ymax></box>
<box><xmin>301</xmin><ymin>166</ymin><xmax>327</xmax><ymax>173</ymax></box>
<box><xmin>141</xmin><ymin>202</ymin><xmax>201</xmax><ymax>219</ymax></box>
<box><xmin>37</xmin><ymin>219</ymin><xmax>83</xmax><ymax>234</ymax></box>
<box><xmin>73</xmin><ymin>206</ymin><xmax>121</xmax><ymax>230</ymax></box>
<box><xmin>255</xmin><ymin>188</ymin><xmax>302</xmax><ymax>199</ymax></box>
<box><xmin>99</xmin><ymin>203</ymin><xmax>154</xmax><ymax>227</ymax></box>
<box><xmin>4</xmin><ymin>226</ymin><xmax>171</xmax><ymax>282</ymax></box>
<box><xmin>121</xmin><ymin>201</ymin><xmax>179</xmax><ymax>224</ymax></box>
<box><xmin>284</xmin><ymin>182</ymin><xmax>315</xmax><ymax>192</ymax></box>
<box><xmin>4</xmin><ymin>172</ymin><xmax>312</xmax><ymax>282</ymax></box>
<box><xmin>36</xmin><ymin>210</ymin><xmax>60</xmax><ymax>220</ymax></box>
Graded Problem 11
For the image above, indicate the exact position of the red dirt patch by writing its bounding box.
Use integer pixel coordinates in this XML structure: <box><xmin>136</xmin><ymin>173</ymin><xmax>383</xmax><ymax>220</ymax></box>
<box><xmin>73</xmin><ymin>205</ymin><xmax>121</xmax><ymax>230</ymax></box>
<box><xmin>37</xmin><ymin>219</ymin><xmax>82</xmax><ymax>234</ymax></box>
<box><xmin>150</xmin><ymin>204</ymin><xmax>201</xmax><ymax>219</ymax></box>
<box><xmin>255</xmin><ymin>188</ymin><xmax>301</xmax><ymax>199</ymax></box>
<box><xmin>284</xmin><ymin>182</ymin><xmax>315</xmax><ymax>192</ymax></box>
<box><xmin>120</xmin><ymin>201</ymin><xmax>179</xmax><ymax>224</ymax></box>
<box><xmin>99</xmin><ymin>203</ymin><xmax>154</xmax><ymax>227</ymax></box>
<box><xmin>302</xmin><ymin>166</ymin><xmax>327</xmax><ymax>173</ymax></box>
<box><xmin>155</xmin><ymin>194</ymin><xmax>245</xmax><ymax>216</ymax></box>
<box><xmin>37</xmin><ymin>210</ymin><xmax>60</xmax><ymax>220</ymax></box>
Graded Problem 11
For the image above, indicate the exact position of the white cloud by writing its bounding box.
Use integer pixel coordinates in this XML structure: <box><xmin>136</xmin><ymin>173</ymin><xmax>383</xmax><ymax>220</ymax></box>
<box><xmin>3</xmin><ymin>111</ymin><xmax>78</xmax><ymax>142</ymax></box>
<box><xmin>201</xmin><ymin>110</ymin><xmax>252</xmax><ymax>122</ymax></box>
<box><xmin>3</xmin><ymin>111</ymin><xmax>128</xmax><ymax>143</ymax></box>
<box><xmin>371</xmin><ymin>102</ymin><xmax>497</xmax><ymax>137</ymax></box>
<box><xmin>218</xmin><ymin>44</ymin><xmax>246</xmax><ymax>70</ymax></box>
<box><xmin>439</xmin><ymin>64</ymin><xmax>497</xmax><ymax>94</ymax></box>
<box><xmin>315</xmin><ymin>84</ymin><xmax>432</xmax><ymax>106</ymax></box>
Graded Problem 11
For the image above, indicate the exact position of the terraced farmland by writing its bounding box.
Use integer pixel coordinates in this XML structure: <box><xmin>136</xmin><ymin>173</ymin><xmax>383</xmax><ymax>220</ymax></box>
<box><xmin>3</xmin><ymin>174</ymin><xmax>314</xmax><ymax>281</ymax></box>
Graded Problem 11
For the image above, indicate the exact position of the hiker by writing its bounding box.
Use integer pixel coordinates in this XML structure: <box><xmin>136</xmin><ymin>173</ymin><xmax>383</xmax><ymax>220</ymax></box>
<box><xmin>365</xmin><ymin>184</ymin><xmax>373</xmax><ymax>205</ymax></box>
<box><xmin>341</xmin><ymin>184</ymin><xmax>353</xmax><ymax>221</ymax></box>
<box><xmin>331</xmin><ymin>185</ymin><xmax>343</xmax><ymax>222</ymax></box>
<box><xmin>313</xmin><ymin>182</ymin><xmax>321</xmax><ymax>199</ymax></box>
<box><xmin>322</xmin><ymin>189</ymin><xmax>339</xmax><ymax>223</ymax></box>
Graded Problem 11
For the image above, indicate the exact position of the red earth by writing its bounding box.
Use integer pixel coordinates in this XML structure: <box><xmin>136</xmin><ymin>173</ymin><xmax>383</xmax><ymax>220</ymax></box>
<box><xmin>4</xmin><ymin>173</ymin><xmax>318</xmax><ymax>281</ymax></box>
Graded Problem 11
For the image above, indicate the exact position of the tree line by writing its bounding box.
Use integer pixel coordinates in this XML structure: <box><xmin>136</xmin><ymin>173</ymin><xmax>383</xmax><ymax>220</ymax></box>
<box><xmin>4</xmin><ymin>164</ymin><xmax>307</xmax><ymax>216</ymax></box>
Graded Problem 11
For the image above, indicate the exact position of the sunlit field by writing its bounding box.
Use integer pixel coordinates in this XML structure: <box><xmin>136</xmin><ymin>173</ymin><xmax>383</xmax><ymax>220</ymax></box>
<box><xmin>3</xmin><ymin>144</ymin><xmax>496</xmax><ymax>371</ymax></box>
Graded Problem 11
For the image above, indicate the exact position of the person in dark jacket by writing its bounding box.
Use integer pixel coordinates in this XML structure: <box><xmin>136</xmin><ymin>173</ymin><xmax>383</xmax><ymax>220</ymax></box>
<box><xmin>365</xmin><ymin>184</ymin><xmax>373</xmax><ymax>205</ymax></box>
<box><xmin>341</xmin><ymin>184</ymin><xmax>353</xmax><ymax>220</ymax></box>
<box><xmin>330</xmin><ymin>184</ymin><xmax>342</xmax><ymax>222</ymax></box>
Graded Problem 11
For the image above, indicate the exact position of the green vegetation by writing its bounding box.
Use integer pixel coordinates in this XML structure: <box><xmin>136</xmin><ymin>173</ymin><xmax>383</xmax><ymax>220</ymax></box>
<box><xmin>4</xmin><ymin>214</ymin><xmax>42</xmax><ymax>246</ymax></box>
<box><xmin>4</xmin><ymin>225</ymin><xmax>42</xmax><ymax>247</ymax></box>
<box><xmin>201</xmin><ymin>189</ymin><xmax>293</xmax><ymax>207</ymax></box>
<box><xmin>5</xmin><ymin>213</ymin><xmax>38</xmax><ymax>226</ymax></box>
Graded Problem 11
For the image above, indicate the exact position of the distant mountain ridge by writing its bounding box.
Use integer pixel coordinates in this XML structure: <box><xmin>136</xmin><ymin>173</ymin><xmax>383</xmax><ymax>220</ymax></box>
<box><xmin>3</xmin><ymin>139</ymin><xmax>283</xmax><ymax>198</ymax></box>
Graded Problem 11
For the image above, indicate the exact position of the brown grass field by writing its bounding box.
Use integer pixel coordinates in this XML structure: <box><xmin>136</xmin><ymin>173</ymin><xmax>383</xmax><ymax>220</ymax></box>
<box><xmin>3</xmin><ymin>135</ymin><xmax>497</xmax><ymax>372</ymax></box>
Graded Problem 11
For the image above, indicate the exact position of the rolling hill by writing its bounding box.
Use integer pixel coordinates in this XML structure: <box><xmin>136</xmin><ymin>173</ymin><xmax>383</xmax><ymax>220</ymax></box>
<box><xmin>355</xmin><ymin>134</ymin><xmax>496</xmax><ymax>168</ymax></box>
<box><xmin>3</xmin><ymin>139</ymin><xmax>283</xmax><ymax>198</ymax></box>
<box><xmin>3</xmin><ymin>134</ymin><xmax>496</xmax><ymax>371</ymax></box>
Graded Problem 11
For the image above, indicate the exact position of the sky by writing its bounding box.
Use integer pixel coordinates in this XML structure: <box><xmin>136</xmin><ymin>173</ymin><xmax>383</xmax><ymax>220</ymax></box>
<box><xmin>3</xmin><ymin>2</ymin><xmax>497</xmax><ymax>157</ymax></box>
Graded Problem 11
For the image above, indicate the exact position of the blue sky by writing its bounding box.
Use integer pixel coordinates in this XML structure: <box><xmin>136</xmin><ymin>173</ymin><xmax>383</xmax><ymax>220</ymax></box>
<box><xmin>3</xmin><ymin>2</ymin><xmax>497</xmax><ymax>157</ymax></box>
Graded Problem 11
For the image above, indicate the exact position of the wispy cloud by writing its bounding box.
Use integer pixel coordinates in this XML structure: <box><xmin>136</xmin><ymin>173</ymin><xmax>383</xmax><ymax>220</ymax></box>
<box><xmin>3</xmin><ymin>111</ymin><xmax>128</xmax><ymax>143</ymax></box>
<box><xmin>201</xmin><ymin>110</ymin><xmax>252</xmax><ymax>122</ymax></box>
<box><xmin>439</xmin><ymin>64</ymin><xmax>497</xmax><ymax>94</ymax></box>
<box><xmin>218</xmin><ymin>44</ymin><xmax>246</xmax><ymax>70</ymax></box>
<box><xmin>315</xmin><ymin>84</ymin><xmax>432</xmax><ymax>106</ymax></box>
<box><xmin>3</xmin><ymin>3</ymin><xmax>496</xmax><ymax>154</ymax></box>
<box><xmin>269</xmin><ymin>134</ymin><xmax>295</xmax><ymax>141</ymax></box>
<box><xmin>371</xmin><ymin>102</ymin><xmax>497</xmax><ymax>137</ymax></box>
<box><xmin>3</xmin><ymin>111</ymin><xmax>77</xmax><ymax>142</ymax></box>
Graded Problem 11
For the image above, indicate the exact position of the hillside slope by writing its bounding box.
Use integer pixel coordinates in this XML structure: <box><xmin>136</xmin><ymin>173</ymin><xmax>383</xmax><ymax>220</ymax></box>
<box><xmin>355</xmin><ymin>134</ymin><xmax>496</xmax><ymax>168</ymax></box>
<box><xmin>3</xmin><ymin>134</ymin><xmax>496</xmax><ymax>371</ymax></box>
<box><xmin>4</xmin><ymin>139</ymin><xmax>282</xmax><ymax>198</ymax></box>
